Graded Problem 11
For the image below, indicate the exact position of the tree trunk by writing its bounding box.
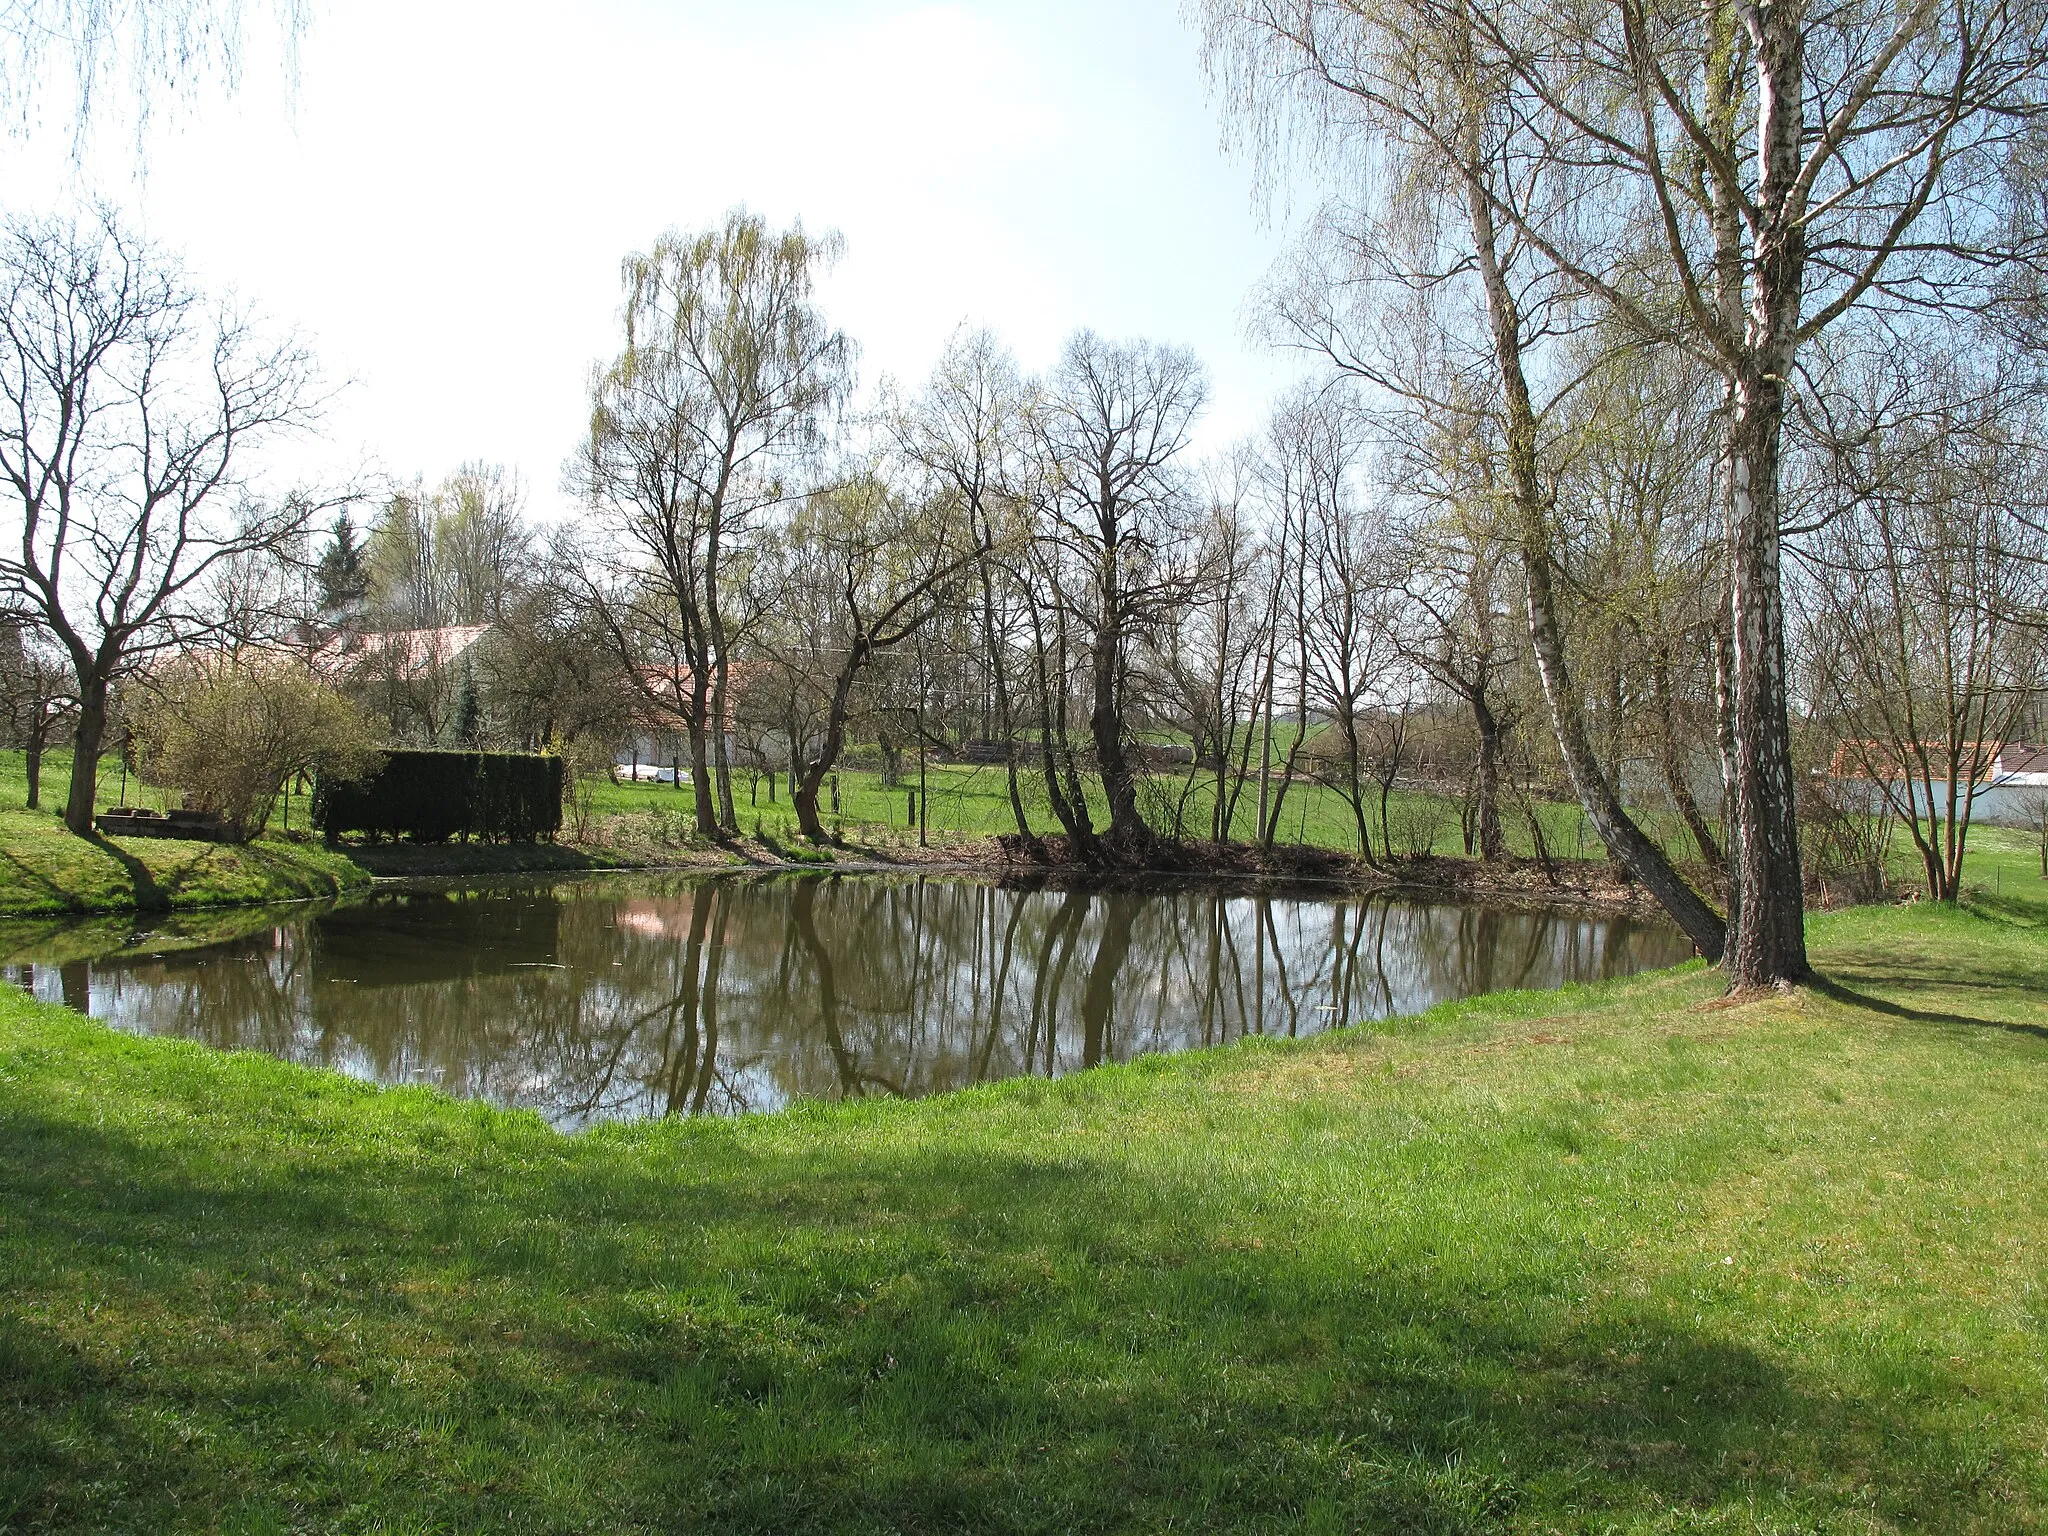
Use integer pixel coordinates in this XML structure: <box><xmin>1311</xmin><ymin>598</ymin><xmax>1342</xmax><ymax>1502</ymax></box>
<box><xmin>1472</xmin><ymin>696</ymin><xmax>1507</xmax><ymax>861</ymax></box>
<box><xmin>1338</xmin><ymin>713</ymin><xmax>1380</xmax><ymax>867</ymax></box>
<box><xmin>1089</xmin><ymin>621</ymin><xmax>1149</xmax><ymax>856</ymax></box>
<box><xmin>1464</xmin><ymin>172</ymin><xmax>1727</xmax><ymax>962</ymax></box>
<box><xmin>1030</xmin><ymin>593</ymin><xmax>1093</xmax><ymax>858</ymax></box>
<box><xmin>792</xmin><ymin>690</ymin><xmax>852</xmax><ymax>843</ymax></box>
<box><xmin>63</xmin><ymin>675</ymin><xmax>108</xmax><ymax>835</ymax></box>
<box><xmin>24</xmin><ymin>721</ymin><xmax>44</xmax><ymax>810</ymax></box>
<box><xmin>1713</xmin><ymin>615</ymin><xmax>1743</xmax><ymax>932</ymax></box>
<box><xmin>684</xmin><ymin>670</ymin><xmax>718</xmax><ymax>835</ymax></box>
<box><xmin>1722</xmin><ymin>364</ymin><xmax>1809</xmax><ymax>983</ymax></box>
<box><xmin>975</xmin><ymin>551</ymin><xmax>1035</xmax><ymax>845</ymax></box>
<box><xmin>710</xmin><ymin>652</ymin><xmax>738</xmax><ymax>835</ymax></box>
<box><xmin>1715</xmin><ymin>1</ymin><xmax>1810</xmax><ymax>987</ymax></box>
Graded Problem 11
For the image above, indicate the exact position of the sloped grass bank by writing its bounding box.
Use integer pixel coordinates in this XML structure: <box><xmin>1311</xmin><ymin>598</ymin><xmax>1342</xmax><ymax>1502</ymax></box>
<box><xmin>0</xmin><ymin>807</ymin><xmax>370</xmax><ymax>917</ymax></box>
<box><xmin>2</xmin><ymin>901</ymin><xmax>2045</xmax><ymax>1532</ymax></box>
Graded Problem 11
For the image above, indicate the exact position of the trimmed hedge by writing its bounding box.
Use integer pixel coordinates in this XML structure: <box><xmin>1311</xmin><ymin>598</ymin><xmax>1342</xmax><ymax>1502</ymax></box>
<box><xmin>314</xmin><ymin>750</ymin><xmax>563</xmax><ymax>844</ymax></box>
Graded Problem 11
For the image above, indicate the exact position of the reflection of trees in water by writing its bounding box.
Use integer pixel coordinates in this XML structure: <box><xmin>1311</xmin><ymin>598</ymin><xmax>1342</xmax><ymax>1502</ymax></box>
<box><xmin>52</xmin><ymin>875</ymin><xmax>1693</xmax><ymax>1126</ymax></box>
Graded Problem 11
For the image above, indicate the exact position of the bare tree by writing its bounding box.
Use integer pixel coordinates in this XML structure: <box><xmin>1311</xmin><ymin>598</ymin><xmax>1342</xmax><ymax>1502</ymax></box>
<box><xmin>1028</xmin><ymin>331</ymin><xmax>1208</xmax><ymax>859</ymax></box>
<box><xmin>1380</xmin><ymin>411</ymin><xmax>1523</xmax><ymax>861</ymax></box>
<box><xmin>892</xmin><ymin>330</ymin><xmax>1038</xmax><ymax>841</ymax></box>
<box><xmin>1797</xmin><ymin>335</ymin><xmax>2048</xmax><ymax>902</ymax></box>
<box><xmin>0</xmin><ymin>620</ymin><xmax>75</xmax><ymax>807</ymax></box>
<box><xmin>1156</xmin><ymin>450</ymin><xmax>1273</xmax><ymax>845</ymax></box>
<box><xmin>0</xmin><ymin>212</ymin><xmax>321</xmax><ymax>833</ymax></box>
<box><xmin>1271</xmin><ymin>386</ymin><xmax>1402</xmax><ymax>862</ymax></box>
<box><xmin>759</xmin><ymin>471</ymin><xmax>984</xmax><ymax>842</ymax></box>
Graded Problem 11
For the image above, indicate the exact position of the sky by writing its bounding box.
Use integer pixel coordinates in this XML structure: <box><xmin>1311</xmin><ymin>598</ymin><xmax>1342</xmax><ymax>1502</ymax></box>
<box><xmin>3</xmin><ymin>0</ymin><xmax>1318</xmax><ymax>522</ymax></box>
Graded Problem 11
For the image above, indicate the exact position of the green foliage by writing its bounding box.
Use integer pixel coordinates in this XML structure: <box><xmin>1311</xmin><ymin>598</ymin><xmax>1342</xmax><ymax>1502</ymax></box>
<box><xmin>1</xmin><ymin>901</ymin><xmax>2045</xmax><ymax>1529</ymax></box>
<box><xmin>314</xmin><ymin>509</ymin><xmax>371</xmax><ymax>624</ymax></box>
<box><xmin>452</xmin><ymin>661</ymin><xmax>481</xmax><ymax>746</ymax></box>
<box><xmin>314</xmin><ymin>749</ymin><xmax>563</xmax><ymax>844</ymax></box>
<box><xmin>132</xmin><ymin>663</ymin><xmax>383</xmax><ymax>841</ymax></box>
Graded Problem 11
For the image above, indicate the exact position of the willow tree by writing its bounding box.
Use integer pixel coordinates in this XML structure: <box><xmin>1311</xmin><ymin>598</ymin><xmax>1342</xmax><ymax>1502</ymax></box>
<box><xmin>574</xmin><ymin>210</ymin><xmax>851</xmax><ymax>835</ymax></box>
<box><xmin>2</xmin><ymin>0</ymin><xmax>308</xmax><ymax>147</ymax></box>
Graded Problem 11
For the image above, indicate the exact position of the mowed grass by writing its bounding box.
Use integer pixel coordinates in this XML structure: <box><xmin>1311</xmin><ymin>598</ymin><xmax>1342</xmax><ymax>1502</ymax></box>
<box><xmin>0</xmin><ymin>752</ymin><xmax>366</xmax><ymax>917</ymax></box>
<box><xmin>3</xmin><ymin>885</ymin><xmax>2047</xmax><ymax>1531</ymax></box>
<box><xmin>592</xmin><ymin>757</ymin><xmax>1636</xmax><ymax>863</ymax></box>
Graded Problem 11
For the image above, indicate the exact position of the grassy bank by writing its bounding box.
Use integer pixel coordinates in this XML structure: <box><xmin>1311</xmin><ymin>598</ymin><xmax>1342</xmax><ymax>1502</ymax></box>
<box><xmin>7</xmin><ymin>743</ymin><xmax>2039</xmax><ymax>915</ymax></box>
<box><xmin>3</xmin><ymin>892</ymin><xmax>2046</xmax><ymax>1531</ymax></box>
<box><xmin>588</xmin><ymin>756</ymin><xmax>1633</xmax><ymax>860</ymax></box>
<box><xmin>0</xmin><ymin>807</ymin><xmax>370</xmax><ymax>916</ymax></box>
<box><xmin>0</xmin><ymin>752</ymin><xmax>365</xmax><ymax>917</ymax></box>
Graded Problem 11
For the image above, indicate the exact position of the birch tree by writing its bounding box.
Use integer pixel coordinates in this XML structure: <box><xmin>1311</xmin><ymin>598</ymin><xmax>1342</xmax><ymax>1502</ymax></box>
<box><xmin>1202</xmin><ymin>0</ymin><xmax>2048</xmax><ymax>982</ymax></box>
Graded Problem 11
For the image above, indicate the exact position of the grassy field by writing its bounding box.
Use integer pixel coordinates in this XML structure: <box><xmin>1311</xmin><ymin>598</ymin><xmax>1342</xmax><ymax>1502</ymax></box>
<box><xmin>5</xmin><ymin>743</ymin><xmax>2037</xmax><ymax>917</ymax></box>
<box><xmin>2</xmin><ymin>864</ymin><xmax>2045</xmax><ymax>1530</ymax></box>
<box><xmin>588</xmin><ymin>757</ymin><xmax>1636</xmax><ymax>863</ymax></box>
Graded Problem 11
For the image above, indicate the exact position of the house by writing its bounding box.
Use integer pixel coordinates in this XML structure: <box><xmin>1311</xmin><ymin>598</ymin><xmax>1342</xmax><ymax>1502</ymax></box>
<box><xmin>1828</xmin><ymin>738</ymin><xmax>2048</xmax><ymax>826</ymax></box>
<box><xmin>311</xmin><ymin>625</ymin><xmax>491</xmax><ymax>682</ymax></box>
<box><xmin>312</xmin><ymin>625</ymin><xmax>493</xmax><ymax>743</ymax></box>
<box><xmin>1992</xmin><ymin>743</ymin><xmax>2048</xmax><ymax>788</ymax></box>
<box><xmin>616</xmin><ymin>663</ymin><xmax>771</xmax><ymax>784</ymax></box>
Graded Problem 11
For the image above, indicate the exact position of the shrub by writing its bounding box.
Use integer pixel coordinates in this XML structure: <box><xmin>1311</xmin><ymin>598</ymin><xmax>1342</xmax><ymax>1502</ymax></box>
<box><xmin>1388</xmin><ymin>794</ymin><xmax>1451</xmax><ymax>858</ymax></box>
<box><xmin>1801</xmin><ymin>776</ymin><xmax>1897</xmax><ymax>907</ymax></box>
<box><xmin>134</xmin><ymin>662</ymin><xmax>383</xmax><ymax>842</ymax></box>
<box><xmin>313</xmin><ymin>749</ymin><xmax>562</xmax><ymax>843</ymax></box>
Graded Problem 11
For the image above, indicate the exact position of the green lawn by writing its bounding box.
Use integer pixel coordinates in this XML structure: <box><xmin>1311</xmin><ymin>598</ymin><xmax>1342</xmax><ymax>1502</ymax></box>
<box><xmin>592</xmin><ymin>758</ymin><xmax>1640</xmax><ymax>864</ymax></box>
<box><xmin>3</xmin><ymin>875</ymin><xmax>2045</xmax><ymax>1530</ymax></box>
<box><xmin>0</xmin><ymin>752</ymin><xmax>367</xmax><ymax>917</ymax></box>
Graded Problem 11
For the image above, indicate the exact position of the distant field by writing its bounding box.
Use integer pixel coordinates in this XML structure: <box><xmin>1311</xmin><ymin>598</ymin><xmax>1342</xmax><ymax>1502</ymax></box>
<box><xmin>585</xmin><ymin>757</ymin><xmax>1667</xmax><ymax>864</ymax></box>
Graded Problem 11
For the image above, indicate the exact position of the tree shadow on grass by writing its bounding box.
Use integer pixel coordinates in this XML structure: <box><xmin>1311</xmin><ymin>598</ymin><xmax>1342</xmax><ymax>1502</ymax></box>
<box><xmin>74</xmin><ymin>832</ymin><xmax>171</xmax><ymax>911</ymax></box>
<box><xmin>1809</xmin><ymin>971</ymin><xmax>2048</xmax><ymax>1043</ymax></box>
<box><xmin>0</xmin><ymin>1097</ymin><xmax>2019</xmax><ymax>1534</ymax></box>
<box><xmin>0</xmin><ymin>844</ymin><xmax>84</xmax><ymax>914</ymax></box>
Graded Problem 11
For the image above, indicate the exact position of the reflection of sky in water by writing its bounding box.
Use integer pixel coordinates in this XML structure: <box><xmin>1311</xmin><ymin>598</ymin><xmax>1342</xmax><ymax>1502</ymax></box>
<box><xmin>4</xmin><ymin>875</ymin><xmax>1693</xmax><ymax>1130</ymax></box>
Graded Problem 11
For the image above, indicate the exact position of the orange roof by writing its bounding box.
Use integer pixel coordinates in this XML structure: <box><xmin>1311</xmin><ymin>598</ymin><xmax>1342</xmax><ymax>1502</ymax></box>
<box><xmin>1828</xmin><ymin>739</ymin><xmax>2007</xmax><ymax>783</ymax></box>
<box><xmin>314</xmin><ymin>626</ymin><xmax>490</xmax><ymax>680</ymax></box>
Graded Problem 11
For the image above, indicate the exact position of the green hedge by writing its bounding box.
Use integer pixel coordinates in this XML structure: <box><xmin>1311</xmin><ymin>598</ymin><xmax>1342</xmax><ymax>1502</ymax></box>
<box><xmin>314</xmin><ymin>750</ymin><xmax>563</xmax><ymax>844</ymax></box>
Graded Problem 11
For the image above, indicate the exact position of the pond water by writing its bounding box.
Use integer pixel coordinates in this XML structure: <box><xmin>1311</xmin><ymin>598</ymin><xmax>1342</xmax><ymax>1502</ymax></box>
<box><xmin>1</xmin><ymin>873</ymin><xmax>1691</xmax><ymax>1128</ymax></box>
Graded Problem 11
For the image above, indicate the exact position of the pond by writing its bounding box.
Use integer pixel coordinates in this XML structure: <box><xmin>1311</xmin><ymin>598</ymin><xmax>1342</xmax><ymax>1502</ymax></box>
<box><xmin>1</xmin><ymin>873</ymin><xmax>1692</xmax><ymax>1127</ymax></box>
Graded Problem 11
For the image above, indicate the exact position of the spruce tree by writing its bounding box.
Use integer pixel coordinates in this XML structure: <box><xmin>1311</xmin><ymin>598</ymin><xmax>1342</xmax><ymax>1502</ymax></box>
<box><xmin>315</xmin><ymin>511</ymin><xmax>371</xmax><ymax>626</ymax></box>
